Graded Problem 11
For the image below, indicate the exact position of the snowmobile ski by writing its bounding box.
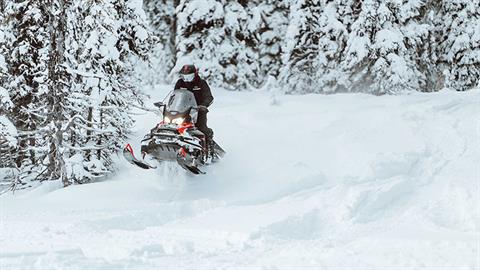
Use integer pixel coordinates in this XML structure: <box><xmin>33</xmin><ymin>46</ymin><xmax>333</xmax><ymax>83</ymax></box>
<box><xmin>123</xmin><ymin>144</ymin><xmax>156</xmax><ymax>170</ymax></box>
<box><xmin>177</xmin><ymin>161</ymin><xmax>205</xmax><ymax>175</ymax></box>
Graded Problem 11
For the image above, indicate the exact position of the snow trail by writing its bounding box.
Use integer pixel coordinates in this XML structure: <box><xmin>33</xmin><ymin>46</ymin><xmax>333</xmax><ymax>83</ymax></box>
<box><xmin>1</xmin><ymin>86</ymin><xmax>479</xmax><ymax>269</ymax></box>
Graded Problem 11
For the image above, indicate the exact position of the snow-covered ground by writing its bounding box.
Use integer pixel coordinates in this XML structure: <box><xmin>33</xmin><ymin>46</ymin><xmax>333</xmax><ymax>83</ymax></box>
<box><xmin>1</xmin><ymin>86</ymin><xmax>479</xmax><ymax>269</ymax></box>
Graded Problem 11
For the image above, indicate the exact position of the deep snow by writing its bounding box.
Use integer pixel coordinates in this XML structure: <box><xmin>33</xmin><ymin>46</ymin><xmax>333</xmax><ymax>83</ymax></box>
<box><xmin>1</xmin><ymin>86</ymin><xmax>479</xmax><ymax>269</ymax></box>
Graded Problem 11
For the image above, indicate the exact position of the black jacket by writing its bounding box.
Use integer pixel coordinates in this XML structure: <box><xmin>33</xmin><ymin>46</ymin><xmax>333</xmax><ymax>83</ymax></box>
<box><xmin>174</xmin><ymin>77</ymin><xmax>213</xmax><ymax>107</ymax></box>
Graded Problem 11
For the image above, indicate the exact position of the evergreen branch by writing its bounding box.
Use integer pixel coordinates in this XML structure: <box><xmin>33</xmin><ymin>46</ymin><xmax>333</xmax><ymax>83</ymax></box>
<box><xmin>63</xmin><ymin>144</ymin><xmax>105</xmax><ymax>151</ymax></box>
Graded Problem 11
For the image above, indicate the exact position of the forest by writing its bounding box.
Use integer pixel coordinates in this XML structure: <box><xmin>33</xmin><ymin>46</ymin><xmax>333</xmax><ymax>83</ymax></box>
<box><xmin>0</xmin><ymin>0</ymin><xmax>479</xmax><ymax>188</ymax></box>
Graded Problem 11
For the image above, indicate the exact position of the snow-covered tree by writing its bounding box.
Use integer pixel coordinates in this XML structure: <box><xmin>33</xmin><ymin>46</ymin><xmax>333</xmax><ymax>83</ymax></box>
<box><xmin>0</xmin><ymin>73</ymin><xmax>16</xmax><ymax>170</ymax></box>
<box><xmin>312</xmin><ymin>1</ymin><xmax>349</xmax><ymax>93</ymax></box>
<box><xmin>249</xmin><ymin>0</ymin><xmax>289</xmax><ymax>86</ymax></box>
<box><xmin>2</xmin><ymin>0</ymin><xmax>51</xmax><ymax>183</ymax></box>
<box><xmin>0</xmin><ymin>14</ymin><xmax>10</xmax><ymax>115</ymax></box>
<box><xmin>401</xmin><ymin>0</ymin><xmax>440</xmax><ymax>92</ymax></box>
<box><xmin>1</xmin><ymin>2</ymin><xmax>15</xmax><ymax>183</ymax></box>
<box><xmin>1</xmin><ymin>11</ymin><xmax>16</xmax><ymax>171</ymax></box>
<box><xmin>0</xmin><ymin>114</ymin><xmax>17</xmax><ymax>187</ymax></box>
<box><xmin>65</xmin><ymin>0</ymin><xmax>123</xmax><ymax>182</ymax></box>
<box><xmin>369</xmin><ymin>0</ymin><xmax>428</xmax><ymax>93</ymax></box>
<box><xmin>0</xmin><ymin>115</ymin><xmax>16</xmax><ymax>165</ymax></box>
<box><xmin>281</xmin><ymin>0</ymin><xmax>349</xmax><ymax>94</ymax></box>
<box><xmin>1</xmin><ymin>0</ymin><xmax>152</xmax><ymax>188</ymax></box>
<box><xmin>341</xmin><ymin>0</ymin><xmax>432</xmax><ymax>94</ymax></box>
<box><xmin>436</xmin><ymin>0</ymin><xmax>480</xmax><ymax>91</ymax></box>
<box><xmin>39</xmin><ymin>0</ymin><xmax>73</xmax><ymax>185</ymax></box>
<box><xmin>56</xmin><ymin>0</ymin><xmax>152</xmax><ymax>184</ymax></box>
<box><xmin>143</xmin><ymin>0</ymin><xmax>177</xmax><ymax>82</ymax></box>
<box><xmin>175</xmin><ymin>0</ymin><xmax>259</xmax><ymax>90</ymax></box>
<box><xmin>336</xmin><ymin>0</ymin><xmax>362</xmax><ymax>31</ymax></box>
<box><xmin>280</xmin><ymin>0</ymin><xmax>323</xmax><ymax>93</ymax></box>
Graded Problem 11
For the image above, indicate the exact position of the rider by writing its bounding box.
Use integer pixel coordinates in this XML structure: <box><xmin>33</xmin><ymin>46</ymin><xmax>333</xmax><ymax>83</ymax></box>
<box><xmin>174</xmin><ymin>64</ymin><xmax>214</xmax><ymax>140</ymax></box>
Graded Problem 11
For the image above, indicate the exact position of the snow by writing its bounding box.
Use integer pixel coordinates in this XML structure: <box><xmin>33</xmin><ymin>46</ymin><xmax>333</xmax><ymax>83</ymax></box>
<box><xmin>0</xmin><ymin>86</ymin><xmax>13</xmax><ymax>110</ymax></box>
<box><xmin>0</xmin><ymin>55</ymin><xmax>5</xmax><ymax>71</ymax></box>
<box><xmin>0</xmin><ymin>115</ymin><xmax>17</xmax><ymax>146</ymax></box>
<box><xmin>375</xmin><ymin>28</ymin><xmax>403</xmax><ymax>54</ymax></box>
<box><xmin>1</xmin><ymin>86</ymin><xmax>479</xmax><ymax>269</ymax></box>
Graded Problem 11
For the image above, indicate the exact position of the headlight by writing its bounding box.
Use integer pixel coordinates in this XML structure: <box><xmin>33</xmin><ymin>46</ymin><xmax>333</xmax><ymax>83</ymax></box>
<box><xmin>163</xmin><ymin>116</ymin><xmax>171</xmax><ymax>123</ymax></box>
<box><xmin>172</xmin><ymin>117</ymin><xmax>185</xmax><ymax>125</ymax></box>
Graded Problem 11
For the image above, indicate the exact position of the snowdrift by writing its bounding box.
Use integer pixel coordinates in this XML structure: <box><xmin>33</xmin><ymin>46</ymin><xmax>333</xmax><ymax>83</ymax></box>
<box><xmin>1</xmin><ymin>87</ymin><xmax>478</xmax><ymax>269</ymax></box>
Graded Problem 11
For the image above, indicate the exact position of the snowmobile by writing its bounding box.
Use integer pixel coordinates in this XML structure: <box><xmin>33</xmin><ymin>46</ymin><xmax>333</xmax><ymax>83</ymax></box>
<box><xmin>123</xmin><ymin>88</ymin><xmax>225</xmax><ymax>174</ymax></box>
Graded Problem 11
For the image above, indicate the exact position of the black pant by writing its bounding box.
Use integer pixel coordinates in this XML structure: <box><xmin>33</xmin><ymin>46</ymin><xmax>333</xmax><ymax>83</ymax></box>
<box><xmin>196</xmin><ymin>111</ymin><xmax>213</xmax><ymax>139</ymax></box>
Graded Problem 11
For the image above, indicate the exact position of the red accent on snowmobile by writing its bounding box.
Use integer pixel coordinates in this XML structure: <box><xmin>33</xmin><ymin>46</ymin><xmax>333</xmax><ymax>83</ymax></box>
<box><xmin>177</xmin><ymin>122</ymin><xmax>194</xmax><ymax>134</ymax></box>
<box><xmin>123</xmin><ymin>144</ymin><xmax>156</xmax><ymax>169</ymax></box>
<box><xmin>179</xmin><ymin>147</ymin><xmax>187</xmax><ymax>158</ymax></box>
<box><xmin>125</xmin><ymin>143</ymin><xmax>135</xmax><ymax>158</ymax></box>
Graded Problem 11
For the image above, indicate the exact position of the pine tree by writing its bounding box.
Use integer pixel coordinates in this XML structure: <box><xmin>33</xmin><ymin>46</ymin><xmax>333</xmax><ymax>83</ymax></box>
<box><xmin>1</xmin><ymin>1</ymin><xmax>18</xmax><ymax>183</ymax></box>
<box><xmin>336</xmin><ymin>0</ymin><xmax>362</xmax><ymax>32</ymax></box>
<box><xmin>176</xmin><ymin>0</ymin><xmax>259</xmax><ymax>89</ymax></box>
<box><xmin>56</xmin><ymin>0</ymin><xmax>152</xmax><ymax>183</ymax></box>
<box><xmin>281</xmin><ymin>0</ymin><xmax>349</xmax><ymax>93</ymax></box>
<box><xmin>369</xmin><ymin>0</ymin><xmax>428</xmax><ymax>93</ymax></box>
<box><xmin>65</xmin><ymin>0</ymin><xmax>123</xmax><ymax>182</ymax></box>
<box><xmin>437</xmin><ymin>0</ymin><xmax>480</xmax><ymax>91</ymax></box>
<box><xmin>1</xmin><ymin>0</ymin><xmax>152</xmax><ymax>188</ymax></box>
<box><xmin>402</xmin><ymin>0</ymin><xmax>440</xmax><ymax>92</ymax></box>
<box><xmin>280</xmin><ymin>0</ymin><xmax>322</xmax><ymax>93</ymax></box>
<box><xmin>3</xmin><ymin>0</ymin><xmax>51</xmax><ymax>184</ymax></box>
<box><xmin>41</xmin><ymin>0</ymin><xmax>72</xmax><ymax>185</ymax></box>
<box><xmin>143</xmin><ymin>0</ymin><xmax>177</xmax><ymax>83</ymax></box>
<box><xmin>313</xmin><ymin>1</ymin><xmax>349</xmax><ymax>93</ymax></box>
<box><xmin>0</xmin><ymin>53</ymin><xmax>16</xmax><ymax>170</ymax></box>
<box><xmin>341</xmin><ymin>0</ymin><xmax>430</xmax><ymax>94</ymax></box>
<box><xmin>0</xmin><ymin>8</ymin><xmax>12</xmax><ymax>121</ymax></box>
<box><xmin>249</xmin><ymin>0</ymin><xmax>289</xmax><ymax>86</ymax></box>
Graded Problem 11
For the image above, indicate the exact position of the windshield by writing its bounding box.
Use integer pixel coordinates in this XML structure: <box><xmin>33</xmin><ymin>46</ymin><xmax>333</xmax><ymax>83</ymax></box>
<box><xmin>166</xmin><ymin>89</ymin><xmax>197</xmax><ymax>114</ymax></box>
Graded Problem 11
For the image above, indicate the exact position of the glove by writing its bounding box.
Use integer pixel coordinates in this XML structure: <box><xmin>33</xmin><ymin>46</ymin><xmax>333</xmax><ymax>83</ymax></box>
<box><xmin>197</xmin><ymin>105</ymin><xmax>209</xmax><ymax>113</ymax></box>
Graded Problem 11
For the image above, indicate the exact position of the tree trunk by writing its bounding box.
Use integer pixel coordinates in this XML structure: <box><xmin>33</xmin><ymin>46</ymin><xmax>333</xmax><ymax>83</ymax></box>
<box><xmin>96</xmin><ymin>106</ymin><xmax>104</xmax><ymax>160</ymax></box>
<box><xmin>170</xmin><ymin>0</ymin><xmax>180</xmax><ymax>66</ymax></box>
<box><xmin>86</xmin><ymin>107</ymin><xmax>93</xmax><ymax>160</ymax></box>
<box><xmin>46</xmin><ymin>0</ymin><xmax>69</xmax><ymax>186</ymax></box>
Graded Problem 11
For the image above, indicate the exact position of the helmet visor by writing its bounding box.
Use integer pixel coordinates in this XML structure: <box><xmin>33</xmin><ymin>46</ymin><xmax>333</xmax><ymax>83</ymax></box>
<box><xmin>180</xmin><ymin>73</ymin><xmax>195</xmax><ymax>82</ymax></box>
